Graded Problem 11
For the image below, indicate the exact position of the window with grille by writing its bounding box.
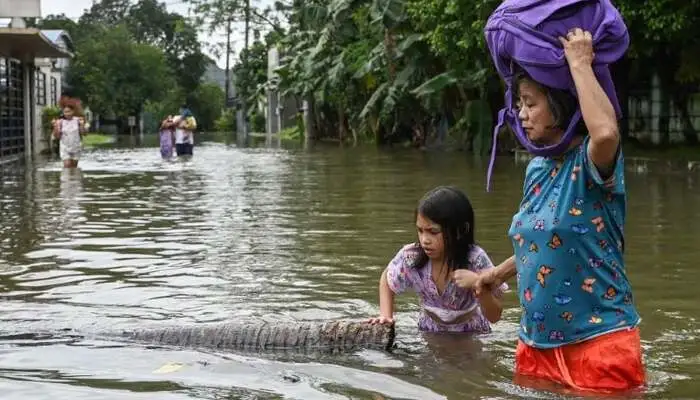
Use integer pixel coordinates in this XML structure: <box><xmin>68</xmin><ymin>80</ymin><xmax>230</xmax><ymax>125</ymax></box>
<box><xmin>50</xmin><ymin>76</ymin><xmax>57</xmax><ymax>105</ymax></box>
<box><xmin>0</xmin><ymin>58</ymin><xmax>26</xmax><ymax>159</ymax></box>
<box><xmin>35</xmin><ymin>69</ymin><xmax>46</xmax><ymax>106</ymax></box>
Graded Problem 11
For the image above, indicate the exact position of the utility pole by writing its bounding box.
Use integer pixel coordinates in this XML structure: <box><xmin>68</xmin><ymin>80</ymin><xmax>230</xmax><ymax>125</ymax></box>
<box><xmin>224</xmin><ymin>17</ymin><xmax>232</xmax><ymax>105</ymax></box>
<box><xmin>242</xmin><ymin>0</ymin><xmax>250</xmax><ymax>136</ymax></box>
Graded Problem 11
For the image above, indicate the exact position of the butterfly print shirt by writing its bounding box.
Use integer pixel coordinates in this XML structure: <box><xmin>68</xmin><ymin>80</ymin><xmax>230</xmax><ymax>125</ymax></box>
<box><xmin>508</xmin><ymin>136</ymin><xmax>640</xmax><ymax>349</ymax></box>
<box><xmin>386</xmin><ymin>243</ymin><xmax>508</xmax><ymax>333</ymax></box>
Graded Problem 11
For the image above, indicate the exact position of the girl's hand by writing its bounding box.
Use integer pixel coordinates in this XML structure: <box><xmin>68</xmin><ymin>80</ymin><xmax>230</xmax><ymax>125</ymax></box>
<box><xmin>367</xmin><ymin>315</ymin><xmax>394</xmax><ymax>325</ymax></box>
<box><xmin>452</xmin><ymin>269</ymin><xmax>479</xmax><ymax>290</ymax></box>
<box><xmin>558</xmin><ymin>27</ymin><xmax>594</xmax><ymax>69</ymax></box>
<box><xmin>52</xmin><ymin>119</ymin><xmax>61</xmax><ymax>139</ymax></box>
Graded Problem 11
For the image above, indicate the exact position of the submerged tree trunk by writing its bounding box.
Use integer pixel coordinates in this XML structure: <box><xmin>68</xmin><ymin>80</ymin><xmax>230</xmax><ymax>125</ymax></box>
<box><xmin>338</xmin><ymin>106</ymin><xmax>348</xmax><ymax>144</ymax></box>
<box><xmin>303</xmin><ymin>98</ymin><xmax>314</xmax><ymax>149</ymax></box>
<box><xmin>114</xmin><ymin>320</ymin><xmax>396</xmax><ymax>353</ymax></box>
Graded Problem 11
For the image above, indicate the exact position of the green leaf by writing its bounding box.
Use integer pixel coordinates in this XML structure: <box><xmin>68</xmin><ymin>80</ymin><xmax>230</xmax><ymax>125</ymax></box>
<box><xmin>410</xmin><ymin>71</ymin><xmax>458</xmax><ymax>98</ymax></box>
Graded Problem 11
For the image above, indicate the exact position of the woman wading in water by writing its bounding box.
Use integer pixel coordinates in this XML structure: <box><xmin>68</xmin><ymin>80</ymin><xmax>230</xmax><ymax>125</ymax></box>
<box><xmin>476</xmin><ymin>27</ymin><xmax>644</xmax><ymax>393</ymax></box>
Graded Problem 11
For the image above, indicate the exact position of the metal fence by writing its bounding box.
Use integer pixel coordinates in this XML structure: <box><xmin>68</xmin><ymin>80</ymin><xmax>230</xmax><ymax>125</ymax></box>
<box><xmin>623</xmin><ymin>77</ymin><xmax>700</xmax><ymax>144</ymax></box>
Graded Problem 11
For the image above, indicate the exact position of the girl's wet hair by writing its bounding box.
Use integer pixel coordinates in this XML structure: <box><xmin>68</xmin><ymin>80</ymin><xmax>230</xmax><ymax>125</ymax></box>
<box><xmin>58</xmin><ymin>96</ymin><xmax>83</xmax><ymax>114</ymax></box>
<box><xmin>513</xmin><ymin>69</ymin><xmax>586</xmax><ymax>135</ymax></box>
<box><xmin>407</xmin><ymin>186</ymin><xmax>476</xmax><ymax>270</ymax></box>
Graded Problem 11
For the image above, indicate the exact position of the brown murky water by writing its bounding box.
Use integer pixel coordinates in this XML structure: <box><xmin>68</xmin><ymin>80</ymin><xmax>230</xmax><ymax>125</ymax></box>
<box><xmin>0</xmin><ymin>135</ymin><xmax>699</xmax><ymax>399</ymax></box>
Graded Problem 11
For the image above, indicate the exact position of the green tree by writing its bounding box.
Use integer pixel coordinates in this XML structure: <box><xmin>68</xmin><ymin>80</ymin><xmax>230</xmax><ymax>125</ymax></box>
<box><xmin>233</xmin><ymin>38</ymin><xmax>273</xmax><ymax>128</ymax></box>
<box><xmin>127</xmin><ymin>0</ymin><xmax>208</xmax><ymax>94</ymax></box>
<box><xmin>80</xmin><ymin>0</ymin><xmax>207</xmax><ymax>95</ymax></box>
<box><xmin>67</xmin><ymin>25</ymin><xmax>174</xmax><ymax>130</ymax></box>
<box><xmin>31</xmin><ymin>14</ymin><xmax>81</xmax><ymax>38</ymax></box>
<box><xmin>189</xmin><ymin>82</ymin><xmax>225</xmax><ymax>131</ymax></box>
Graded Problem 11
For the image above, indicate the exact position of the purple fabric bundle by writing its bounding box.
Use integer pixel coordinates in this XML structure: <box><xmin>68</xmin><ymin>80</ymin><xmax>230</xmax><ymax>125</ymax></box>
<box><xmin>483</xmin><ymin>0</ymin><xmax>629</xmax><ymax>191</ymax></box>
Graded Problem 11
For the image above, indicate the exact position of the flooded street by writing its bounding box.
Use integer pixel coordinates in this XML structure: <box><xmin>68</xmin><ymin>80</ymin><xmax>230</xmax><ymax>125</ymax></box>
<box><xmin>1</xmin><ymin>136</ymin><xmax>699</xmax><ymax>399</ymax></box>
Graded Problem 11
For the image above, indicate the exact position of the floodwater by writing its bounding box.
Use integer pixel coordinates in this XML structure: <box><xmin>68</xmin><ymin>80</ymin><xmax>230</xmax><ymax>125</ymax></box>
<box><xmin>1</xmin><ymin>135</ymin><xmax>699</xmax><ymax>399</ymax></box>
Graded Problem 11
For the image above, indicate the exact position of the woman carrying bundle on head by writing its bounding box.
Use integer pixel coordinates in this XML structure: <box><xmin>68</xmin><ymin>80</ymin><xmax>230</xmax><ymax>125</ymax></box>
<box><xmin>174</xmin><ymin>106</ymin><xmax>197</xmax><ymax>157</ymax></box>
<box><xmin>476</xmin><ymin>0</ymin><xmax>645</xmax><ymax>394</ymax></box>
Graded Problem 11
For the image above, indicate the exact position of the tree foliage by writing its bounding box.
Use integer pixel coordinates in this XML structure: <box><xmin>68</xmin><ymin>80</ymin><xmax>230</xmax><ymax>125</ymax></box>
<box><xmin>70</xmin><ymin>0</ymin><xmax>700</xmax><ymax>142</ymax></box>
<box><xmin>66</xmin><ymin>25</ymin><xmax>174</xmax><ymax>117</ymax></box>
<box><xmin>36</xmin><ymin>0</ymin><xmax>221</xmax><ymax>132</ymax></box>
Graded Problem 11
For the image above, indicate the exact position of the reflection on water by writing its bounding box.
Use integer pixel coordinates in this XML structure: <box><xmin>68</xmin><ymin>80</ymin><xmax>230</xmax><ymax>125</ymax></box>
<box><xmin>0</xmin><ymin>138</ymin><xmax>699</xmax><ymax>399</ymax></box>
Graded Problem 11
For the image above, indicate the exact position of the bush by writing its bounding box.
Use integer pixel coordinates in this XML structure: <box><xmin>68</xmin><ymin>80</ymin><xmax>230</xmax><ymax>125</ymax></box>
<box><xmin>41</xmin><ymin>106</ymin><xmax>61</xmax><ymax>143</ymax></box>
<box><xmin>214</xmin><ymin>109</ymin><xmax>236</xmax><ymax>132</ymax></box>
<box><xmin>250</xmin><ymin>111</ymin><xmax>265</xmax><ymax>133</ymax></box>
<box><xmin>279</xmin><ymin>126</ymin><xmax>301</xmax><ymax>141</ymax></box>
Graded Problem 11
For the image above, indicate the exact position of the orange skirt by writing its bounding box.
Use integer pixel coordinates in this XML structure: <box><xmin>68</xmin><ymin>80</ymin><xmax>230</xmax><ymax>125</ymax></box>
<box><xmin>515</xmin><ymin>327</ymin><xmax>646</xmax><ymax>393</ymax></box>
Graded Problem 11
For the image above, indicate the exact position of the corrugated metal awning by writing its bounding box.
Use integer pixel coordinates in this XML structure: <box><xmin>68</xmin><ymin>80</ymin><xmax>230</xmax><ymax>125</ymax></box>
<box><xmin>0</xmin><ymin>27</ymin><xmax>72</xmax><ymax>61</ymax></box>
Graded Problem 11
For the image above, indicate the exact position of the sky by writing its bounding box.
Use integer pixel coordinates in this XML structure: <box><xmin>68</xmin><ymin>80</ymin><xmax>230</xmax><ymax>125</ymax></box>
<box><xmin>40</xmin><ymin>0</ymin><xmax>263</xmax><ymax>69</ymax></box>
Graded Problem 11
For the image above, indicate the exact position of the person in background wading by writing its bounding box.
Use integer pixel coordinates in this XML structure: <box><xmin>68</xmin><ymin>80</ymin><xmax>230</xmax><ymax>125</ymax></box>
<box><xmin>52</xmin><ymin>96</ymin><xmax>88</xmax><ymax>168</ymax></box>
<box><xmin>173</xmin><ymin>106</ymin><xmax>197</xmax><ymax>157</ymax></box>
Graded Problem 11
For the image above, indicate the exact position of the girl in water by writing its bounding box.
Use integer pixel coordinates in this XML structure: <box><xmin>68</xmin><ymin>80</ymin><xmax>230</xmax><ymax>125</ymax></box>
<box><xmin>369</xmin><ymin>186</ymin><xmax>507</xmax><ymax>333</ymax></box>
<box><xmin>52</xmin><ymin>97</ymin><xmax>86</xmax><ymax>168</ymax></box>
<box><xmin>159</xmin><ymin>115</ymin><xmax>175</xmax><ymax>158</ymax></box>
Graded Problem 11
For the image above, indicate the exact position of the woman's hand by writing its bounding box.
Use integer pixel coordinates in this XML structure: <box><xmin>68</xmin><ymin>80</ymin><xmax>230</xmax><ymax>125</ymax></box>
<box><xmin>452</xmin><ymin>269</ymin><xmax>479</xmax><ymax>290</ymax></box>
<box><xmin>473</xmin><ymin>268</ymin><xmax>499</xmax><ymax>297</ymax></box>
<box><xmin>558</xmin><ymin>27</ymin><xmax>594</xmax><ymax>69</ymax></box>
<box><xmin>367</xmin><ymin>315</ymin><xmax>394</xmax><ymax>325</ymax></box>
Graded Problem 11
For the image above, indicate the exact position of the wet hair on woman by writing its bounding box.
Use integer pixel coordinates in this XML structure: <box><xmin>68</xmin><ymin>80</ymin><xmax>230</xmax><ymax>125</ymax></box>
<box><xmin>407</xmin><ymin>186</ymin><xmax>476</xmax><ymax>270</ymax></box>
<box><xmin>513</xmin><ymin>68</ymin><xmax>586</xmax><ymax>135</ymax></box>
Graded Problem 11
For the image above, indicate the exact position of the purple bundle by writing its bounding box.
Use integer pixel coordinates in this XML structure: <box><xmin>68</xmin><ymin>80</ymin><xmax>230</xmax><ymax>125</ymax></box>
<box><xmin>483</xmin><ymin>0</ymin><xmax>629</xmax><ymax>191</ymax></box>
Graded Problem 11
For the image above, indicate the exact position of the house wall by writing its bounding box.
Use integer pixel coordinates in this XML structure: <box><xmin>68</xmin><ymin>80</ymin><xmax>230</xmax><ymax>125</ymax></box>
<box><xmin>0</xmin><ymin>9</ymin><xmax>70</xmax><ymax>163</ymax></box>
<box><xmin>32</xmin><ymin>58</ymin><xmax>62</xmax><ymax>154</ymax></box>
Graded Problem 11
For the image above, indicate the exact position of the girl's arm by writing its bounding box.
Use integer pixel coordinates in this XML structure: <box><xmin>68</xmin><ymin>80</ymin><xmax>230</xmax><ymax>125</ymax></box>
<box><xmin>78</xmin><ymin>118</ymin><xmax>87</xmax><ymax>135</ymax></box>
<box><xmin>52</xmin><ymin>119</ymin><xmax>60</xmax><ymax>139</ymax></box>
<box><xmin>369</xmin><ymin>268</ymin><xmax>395</xmax><ymax>324</ymax></box>
<box><xmin>477</xmin><ymin>288</ymin><xmax>503</xmax><ymax>323</ymax></box>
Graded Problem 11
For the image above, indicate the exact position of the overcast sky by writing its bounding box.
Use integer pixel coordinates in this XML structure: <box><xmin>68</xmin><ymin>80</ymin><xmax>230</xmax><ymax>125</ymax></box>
<box><xmin>40</xmin><ymin>0</ymin><xmax>260</xmax><ymax>69</ymax></box>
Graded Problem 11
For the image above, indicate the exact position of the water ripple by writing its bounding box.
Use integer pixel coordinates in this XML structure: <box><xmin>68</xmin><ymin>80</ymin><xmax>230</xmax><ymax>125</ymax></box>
<box><xmin>0</xmin><ymin>141</ymin><xmax>697</xmax><ymax>398</ymax></box>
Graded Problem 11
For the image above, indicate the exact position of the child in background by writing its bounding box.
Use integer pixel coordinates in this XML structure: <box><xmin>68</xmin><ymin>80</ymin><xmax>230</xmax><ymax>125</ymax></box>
<box><xmin>369</xmin><ymin>186</ymin><xmax>508</xmax><ymax>333</ymax></box>
<box><xmin>52</xmin><ymin>97</ymin><xmax>87</xmax><ymax>168</ymax></box>
<box><xmin>159</xmin><ymin>115</ymin><xmax>175</xmax><ymax>158</ymax></box>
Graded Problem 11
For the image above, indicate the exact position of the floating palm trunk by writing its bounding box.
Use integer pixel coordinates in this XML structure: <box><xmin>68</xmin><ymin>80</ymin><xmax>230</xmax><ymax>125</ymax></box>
<box><xmin>115</xmin><ymin>320</ymin><xmax>395</xmax><ymax>353</ymax></box>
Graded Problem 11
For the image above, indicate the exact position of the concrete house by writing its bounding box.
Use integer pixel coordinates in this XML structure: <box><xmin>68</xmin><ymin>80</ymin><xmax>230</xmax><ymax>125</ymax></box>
<box><xmin>0</xmin><ymin>0</ymin><xmax>72</xmax><ymax>164</ymax></box>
